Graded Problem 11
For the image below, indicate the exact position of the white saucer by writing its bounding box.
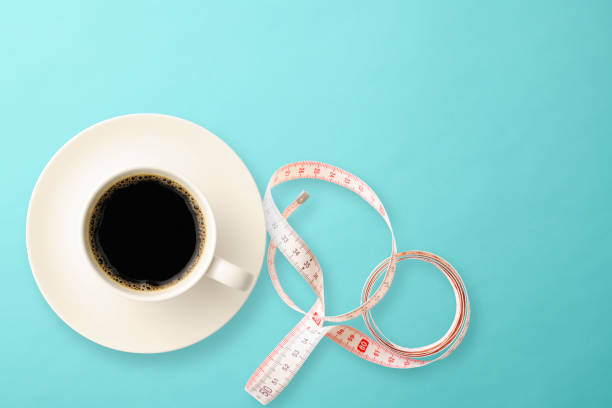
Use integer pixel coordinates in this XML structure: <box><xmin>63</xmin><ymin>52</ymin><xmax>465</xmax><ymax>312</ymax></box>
<box><xmin>26</xmin><ymin>114</ymin><xmax>266</xmax><ymax>353</ymax></box>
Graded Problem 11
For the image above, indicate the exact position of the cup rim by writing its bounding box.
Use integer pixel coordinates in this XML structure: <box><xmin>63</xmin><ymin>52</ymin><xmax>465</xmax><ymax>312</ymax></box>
<box><xmin>81</xmin><ymin>166</ymin><xmax>217</xmax><ymax>302</ymax></box>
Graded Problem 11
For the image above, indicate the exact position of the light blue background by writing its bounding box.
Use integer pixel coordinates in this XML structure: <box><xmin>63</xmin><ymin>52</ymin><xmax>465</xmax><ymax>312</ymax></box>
<box><xmin>1</xmin><ymin>1</ymin><xmax>611</xmax><ymax>406</ymax></box>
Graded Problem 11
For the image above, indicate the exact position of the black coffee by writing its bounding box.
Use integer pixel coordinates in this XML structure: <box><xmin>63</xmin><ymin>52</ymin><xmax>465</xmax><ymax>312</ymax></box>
<box><xmin>88</xmin><ymin>174</ymin><xmax>206</xmax><ymax>291</ymax></box>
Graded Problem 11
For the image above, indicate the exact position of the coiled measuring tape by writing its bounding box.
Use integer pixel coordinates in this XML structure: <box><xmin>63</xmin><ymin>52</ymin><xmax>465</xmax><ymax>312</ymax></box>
<box><xmin>245</xmin><ymin>161</ymin><xmax>470</xmax><ymax>404</ymax></box>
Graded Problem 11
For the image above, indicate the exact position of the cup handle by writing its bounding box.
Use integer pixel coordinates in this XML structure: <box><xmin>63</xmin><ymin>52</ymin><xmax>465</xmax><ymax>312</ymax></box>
<box><xmin>206</xmin><ymin>256</ymin><xmax>253</xmax><ymax>291</ymax></box>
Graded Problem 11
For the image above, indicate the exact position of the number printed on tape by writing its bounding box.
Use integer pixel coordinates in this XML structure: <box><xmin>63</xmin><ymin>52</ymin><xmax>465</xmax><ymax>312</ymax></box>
<box><xmin>245</xmin><ymin>161</ymin><xmax>470</xmax><ymax>405</ymax></box>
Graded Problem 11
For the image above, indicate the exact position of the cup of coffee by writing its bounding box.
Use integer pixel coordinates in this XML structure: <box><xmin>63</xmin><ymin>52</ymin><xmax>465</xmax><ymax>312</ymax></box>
<box><xmin>82</xmin><ymin>167</ymin><xmax>252</xmax><ymax>301</ymax></box>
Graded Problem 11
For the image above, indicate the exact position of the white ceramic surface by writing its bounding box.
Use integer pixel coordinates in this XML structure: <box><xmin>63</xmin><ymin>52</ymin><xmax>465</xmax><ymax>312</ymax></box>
<box><xmin>82</xmin><ymin>167</ymin><xmax>253</xmax><ymax>301</ymax></box>
<box><xmin>26</xmin><ymin>114</ymin><xmax>266</xmax><ymax>353</ymax></box>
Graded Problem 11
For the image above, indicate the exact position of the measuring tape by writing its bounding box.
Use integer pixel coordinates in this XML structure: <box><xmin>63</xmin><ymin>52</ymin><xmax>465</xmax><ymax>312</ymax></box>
<box><xmin>245</xmin><ymin>161</ymin><xmax>470</xmax><ymax>404</ymax></box>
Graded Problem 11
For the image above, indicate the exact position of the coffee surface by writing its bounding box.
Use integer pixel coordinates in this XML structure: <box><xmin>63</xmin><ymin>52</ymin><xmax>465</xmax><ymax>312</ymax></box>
<box><xmin>88</xmin><ymin>174</ymin><xmax>205</xmax><ymax>290</ymax></box>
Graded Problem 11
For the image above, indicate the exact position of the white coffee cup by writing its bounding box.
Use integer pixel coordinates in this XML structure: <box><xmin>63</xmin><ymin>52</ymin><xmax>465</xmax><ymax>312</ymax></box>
<box><xmin>81</xmin><ymin>167</ymin><xmax>252</xmax><ymax>302</ymax></box>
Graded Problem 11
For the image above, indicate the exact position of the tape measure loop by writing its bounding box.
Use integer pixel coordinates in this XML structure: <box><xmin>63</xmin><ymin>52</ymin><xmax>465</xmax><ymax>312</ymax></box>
<box><xmin>362</xmin><ymin>251</ymin><xmax>470</xmax><ymax>359</ymax></box>
<box><xmin>264</xmin><ymin>161</ymin><xmax>397</xmax><ymax>320</ymax></box>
